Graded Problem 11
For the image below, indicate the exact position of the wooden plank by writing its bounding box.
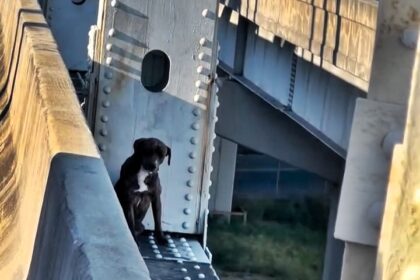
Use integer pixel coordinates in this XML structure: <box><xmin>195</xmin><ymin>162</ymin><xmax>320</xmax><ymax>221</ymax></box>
<box><xmin>221</xmin><ymin>0</ymin><xmax>378</xmax><ymax>90</ymax></box>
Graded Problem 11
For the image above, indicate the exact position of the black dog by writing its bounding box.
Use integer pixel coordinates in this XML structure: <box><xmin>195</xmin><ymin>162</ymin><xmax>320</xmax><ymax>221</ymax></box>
<box><xmin>114</xmin><ymin>138</ymin><xmax>171</xmax><ymax>245</ymax></box>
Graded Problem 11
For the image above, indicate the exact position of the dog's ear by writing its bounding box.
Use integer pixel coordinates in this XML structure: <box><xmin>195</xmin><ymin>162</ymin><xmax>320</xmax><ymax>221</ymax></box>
<box><xmin>133</xmin><ymin>138</ymin><xmax>147</xmax><ymax>154</ymax></box>
<box><xmin>166</xmin><ymin>146</ymin><xmax>171</xmax><ymax>165</ymax></box>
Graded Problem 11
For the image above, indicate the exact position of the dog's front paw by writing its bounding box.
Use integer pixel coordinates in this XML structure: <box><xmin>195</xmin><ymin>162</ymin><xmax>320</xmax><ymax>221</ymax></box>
<box><xmin>155</xmin><ymin>233</ymin><xmax>168</xmax><ymax>245</ymax></box>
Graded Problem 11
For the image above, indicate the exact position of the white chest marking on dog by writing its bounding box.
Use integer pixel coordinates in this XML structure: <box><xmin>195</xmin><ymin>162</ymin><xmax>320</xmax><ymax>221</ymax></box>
<box><xmin>137</xmin><ymin>168</ymin><xmax>149</xmax><ymax>193</ymax></box>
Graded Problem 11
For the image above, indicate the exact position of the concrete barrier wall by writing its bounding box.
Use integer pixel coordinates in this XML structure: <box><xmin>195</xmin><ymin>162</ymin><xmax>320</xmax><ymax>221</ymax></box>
<box><xmin>0</xmin><ymin>0</ymin><xmax>149</xmax><ymax>279</ymax></box>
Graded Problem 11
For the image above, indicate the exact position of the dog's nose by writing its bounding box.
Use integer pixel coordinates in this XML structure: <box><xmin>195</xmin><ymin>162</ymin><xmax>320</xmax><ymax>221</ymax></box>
<box><xmin>144</xmin><ymin>162</ymin><xmax>157</xmax><ymax>172</ymax></box>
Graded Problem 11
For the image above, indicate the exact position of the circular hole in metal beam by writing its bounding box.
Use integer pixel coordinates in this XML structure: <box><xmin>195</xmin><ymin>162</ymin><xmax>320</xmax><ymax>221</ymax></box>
<box><xmin>71</xmin><ymin>0</ymin><xmax>87</xmax><ymax>5</ymax></box>
<box><xmin>141</xmin><ymin>50</ymin><xmax>170</xmax><ymax>92</ymax></box>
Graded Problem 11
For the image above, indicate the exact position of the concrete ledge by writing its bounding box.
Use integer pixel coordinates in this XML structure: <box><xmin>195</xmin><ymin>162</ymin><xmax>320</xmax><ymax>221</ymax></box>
<box><xmin>0</xmin><ymin>0</ymin><xmax>150</xmax><ymax>278</ymax></box>
<box><xmin>28</xmin><ymin>154</ymin><xmax>150</xmax><ymax>280</ymax></box>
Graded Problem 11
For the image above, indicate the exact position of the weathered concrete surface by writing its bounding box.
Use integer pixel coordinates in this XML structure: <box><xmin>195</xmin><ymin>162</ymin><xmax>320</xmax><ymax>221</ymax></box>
<box><xmin>220</xmin><ymin>0</ymin><xmax>378</xmax><ymax>91</ymax></box>
<box><xmin>334</xmin><ymin>0</ymin><xmax>420</xmax><ymax>279</ymax></box>
<box><xmin>375</xmin><ymin>31</ymin><xmax>420</xmax><ymax>280</ymax></box>
<box><xmin>0</xmin><ymin>0</ymin><xmax>149</xmax><ymax>278</ymax></box>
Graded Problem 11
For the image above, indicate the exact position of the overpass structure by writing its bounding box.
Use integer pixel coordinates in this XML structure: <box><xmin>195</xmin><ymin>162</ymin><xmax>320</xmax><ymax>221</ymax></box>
<box><xmin>0</xmin><ymin>0</ymin><xmax>419</xmax><ymax>279</ymax></box>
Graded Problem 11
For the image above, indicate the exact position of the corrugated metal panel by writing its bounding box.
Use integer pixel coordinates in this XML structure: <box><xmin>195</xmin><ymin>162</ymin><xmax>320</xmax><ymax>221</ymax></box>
<box><xmin>292</xmin><ymin>59</ymin><xmax>364</xmax><ymax>149</ymax></box>
<box><xmin>243</xmin><ymin>24</ymin><xmax>293</xmax><ymax>105</ymax></box>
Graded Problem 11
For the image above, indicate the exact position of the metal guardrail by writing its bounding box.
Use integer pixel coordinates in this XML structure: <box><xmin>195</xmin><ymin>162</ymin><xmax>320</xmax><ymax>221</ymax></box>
<box><xmin>0</xmin><ymin>0</ymin><xmax>149</xmax><ymax>279</ymax></box>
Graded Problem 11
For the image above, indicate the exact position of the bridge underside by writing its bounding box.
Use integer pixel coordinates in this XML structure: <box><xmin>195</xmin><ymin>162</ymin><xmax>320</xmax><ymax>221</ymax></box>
<box><xmin>216</xmin><ymin>79</ymin><xmax>344</xmax><ymax>183</ymax></box>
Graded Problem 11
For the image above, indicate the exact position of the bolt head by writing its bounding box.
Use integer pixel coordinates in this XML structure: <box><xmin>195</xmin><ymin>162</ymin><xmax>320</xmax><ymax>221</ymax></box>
<box><xmin>190</xmin><ymin>137</ymin><xmax>198</xmax><ymax>145</ymax></box>
<box><xmin>100</xmin><ymin>115</ymin><xmax>109</xmax><ymax>123</ymax></box>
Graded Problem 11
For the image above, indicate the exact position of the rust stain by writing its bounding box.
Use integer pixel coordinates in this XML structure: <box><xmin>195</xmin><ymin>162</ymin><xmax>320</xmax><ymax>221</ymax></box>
<box><xmin>408</xmin><ymin>7</ymin><xmax>419</xmax><ymax>23</ymax></box>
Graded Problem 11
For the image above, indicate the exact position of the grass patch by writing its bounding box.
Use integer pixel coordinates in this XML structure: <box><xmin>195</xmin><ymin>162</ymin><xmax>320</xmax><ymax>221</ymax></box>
<box><xmin>208</xmin><ymin>198</ymin><xmax>328</xmax><ymax>279</ymax></box>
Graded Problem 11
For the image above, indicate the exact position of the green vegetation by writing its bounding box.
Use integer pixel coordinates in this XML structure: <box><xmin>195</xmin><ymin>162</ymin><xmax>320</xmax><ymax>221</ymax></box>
<box><xmin>208</xmin><ymin>198</ymin><xmax>328</xmax><ymax>280</ymax></box>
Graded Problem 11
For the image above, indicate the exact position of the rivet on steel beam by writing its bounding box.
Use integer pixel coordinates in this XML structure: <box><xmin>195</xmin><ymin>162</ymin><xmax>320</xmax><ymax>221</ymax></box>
<box><xmin>190</xmin><ymin>137</ymin><xmax>198</xmax><ymax>145</ymax></box>
<box><xmin>105</xmin><ymin>57</ymin><xmax>113</xmax><ymax>65</ymax></box>
<box><xmin>180</xmin><ymin>237</ymin><xmax>187</xmax><ymax>242</ymax></box>
<box><xmin>215</xmin><ymin>85</ymin><xmax>219</xmax><ymax>93</ymax></box>
<box><xmin>108</xmin><ymin>28</ymin><xmax>115</xmax><ymax>37</ymax></box>
<box><xmin>187</xmin><ymin>180</ymin><xmax>193</xmax><ymax>187</ymax></box>
<box><xmin>211</xmin><ymin>146</ymin><xmax>215</xmax><ymax>152</ymax></box>
<box><xmin>103</xmin><ymin>86</ymin><xmax>111</xmax><ymax>94</ymax></box>
<box><xmin>194</xmin><ymin>265</ymin><xmax>201</xmax><ymax>270</ymax></box>
<box><xmin>191</xmin><ymin>122</ymin><xmax>200</xmax><ymax>130</ymax></box>
<box><xmin>184</xmin><ymin>277</ymin><xmax>191</xmax><ymax>280</ymax></box>
<box><xmin>106</xmin><ymin>43</ymin><xmax>113</xmax><ymax>51</ymax></box>
<box><xmin>182</xmin><ymin>222</ymin><xmax>190</xmax><ymax>229</ymax></box>
<box><xmin>177</xmin><ymin>259</ymin><xmax>184</xmax><ymax>264</ymax></box>
<box><xmin>111</xmin><ymin>0</ymin><xmax>119</xmax><ymax>7</ymax></box>
<box><xmin>169</xmin><ymin>244</ymin><xmax>176</xmax><ymax>248</ymax></box>
<box><xmin>152</xmin><ymin>244</ymin><xmax>158</xmax><ymax>249</ymax></box>
<box><xmin>188</xmin><ymin>252</ymin><xmax>195</xmax><ymax>257</ymax></box>
<box><xmin>153</xmin><ymin>249</ymin><xmax>159</xmax><ymax>254</ymax></box>
<box><xmin>198</xmin><ymin>52</ymin><xmax>210</xmax><ymax>61</ymax></box>
<box><xmin>207</xmin><ymin>193</ymin><xmax>211</xmax><ymax>200</ymax></box>
<box><xmin>98</xmin><ymin>143</ymin><xmax>106</xmax><ymax>151</ymax></box>
<box><xmin>100</xmin><ymin>129</ymin><xmax>108</xmax><ymax>136</ymax></box>
<box><xmin>156</xmin><ymin>254</ymin><xmax>163</xmax><ymax>259</ymax></box>
<box><xmin>197</xmin><ymin>66</ymin><xmax>210</xmax><ymax>76</ymax></box>
<box><xmin>194</xmin><ymin>94</ymin><xmax>206</xmax><ymax>103</ymax></box>
<box><xmin>165</xmin><ymin>234</ymin><xmax>171</xmax><ymax>239</ymax></box>
<box><xmin>198</xmin><ymin>273</ymin><xmax>205</xmax><ymax>279</ymax></box>
<box><xmin>192</xmin><ymin>108</ymin><xmax>201</xmax><ymax>116</ymax></box>
<box><xmin>209</xmin><ymin>180</ymin><xmax>212</xmax><ymax>187</ymax></box>
<box><xmin>195</xmin><ymin>80</ymin><xmax>207</xmax><ymax>90</ymax></box>
<box><xmin>175</xmin><ymin>253</ymin><xmax>181</xmax><ymax>258</ymax></box>
<box><xmin>202</xmin><ymin>9</ymin><xmax>216</xmax><ymax>20</ymax></box>
<box><xmin>189</xmin><ymin>152</ymin><xmax>197</xmax><ymax>159</ymax></box>
<box><xmin>185</xmin><ymin>194</ymin><xmax>193</xmax><ymax>201</ymax></box>
<box><xmin>149</xmin><ymin>239</ymin><xmax>156</xmax><ymax>244</ymax></box>
<box><xmin>188</xmin><ymin>166</ymin><xmax>196</xmax><ymax>173</ymax></box>
<box><xmin>199</xmin><ymin>37</ymin><xmax>210</xmax><ymax>47</ymax></box>
<box><xmin>104</xmin><ymin>71</ymin><xmax>113</xmax><ymax>79</ymax></box>
<box><xmin>102</xmin><ymin>100</ymin><xmax>111</xmax><ymax>107</ymax></box>
<box><xmin>191</xmin><ymin>257</ymin><xmax>197</xmax><ymax>261</ymax></box>
<box><xmin>401</xmin><ymin>26</ymin><xmax>419</xmax><ymax>49</ymax></box>
<box><xmin>168</xmin><ymin>239</ymin><xmax>174</xmax><ymax>244</ymax></box>
<box><xmin>100</xmin><ymin>115</ymin><xmax>109</xmax><ymax>123</ymax></box>
<box><xmin>184</xmin><ymin>208</ymin><xmax>191</xmax><ymax>215</ymax></box>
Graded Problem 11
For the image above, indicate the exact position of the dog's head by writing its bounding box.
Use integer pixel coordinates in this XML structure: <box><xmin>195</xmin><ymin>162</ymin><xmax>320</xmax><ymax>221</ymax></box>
<box><xmin>133</xmin><ymin>138</ymin><xmax>171</xmax><ymax>172</ymax></box>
